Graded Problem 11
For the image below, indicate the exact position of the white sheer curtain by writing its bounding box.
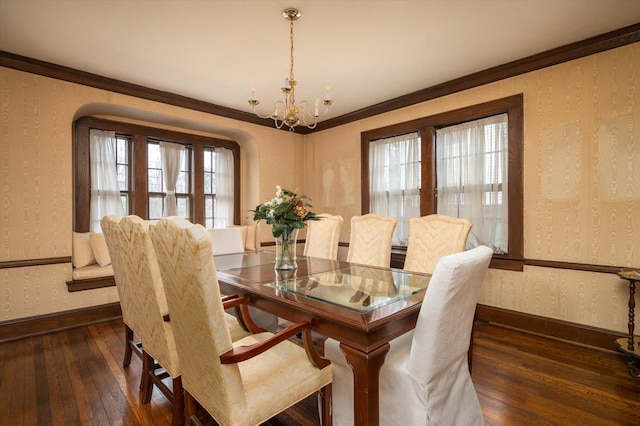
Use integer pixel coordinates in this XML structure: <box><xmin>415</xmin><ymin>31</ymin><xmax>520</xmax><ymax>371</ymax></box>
<box><xmin>159</xmin><ymin>141</ymin><xmax>185</xmax><ymax>217</ymax></box>
<box><xmin>90</xmin><ymin>129</ymin><xmax>124</xmax><ymax>232</ymax></box>
<box><xmin>370</xmin><ymin>132</ymin><xmax>421</xmax><ymax>245</ymax></box>
<box><xmin>214</xmin><ymin>147</ymin><xmax>234</xmax><ymax>228</ymax></box>
<box><xmin>436</xmin><ymin>113</ymin><xmax>508</xmax><ymax>253</ymax></box>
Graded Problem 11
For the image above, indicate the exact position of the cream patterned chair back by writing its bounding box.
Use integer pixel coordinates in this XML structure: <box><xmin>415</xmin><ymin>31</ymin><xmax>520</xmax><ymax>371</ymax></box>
<box><xmin>346</xmin><ymin>213</ymin><xmax>397</xmax><ymax>267</ymax></box>
<box><xmin>117</xmin><ymin>216</ymin><xmax>180</xmax><ymax>379</ymax></box>
<box><xmin>404</xmin><ymin>214</ymin><xmax>472</xmax><ymax>274</ymax></box>
<box><xmin>103</xmin><ymin>215</ymin><xmax>186</xmax><ymax>425</ymax></box>
<box><xmin>303</xmin><ymin>214</ymin><xmax>344</xmax><ymax>260</ymax></box>
<box><xmin>150</xmin><ymin>217</ymin><xmax>333</xmax><ymax>426</ymax></box>
<box><xmin>101</xmin><ymin>216</ymin><xmax>139</xmax><ymax>340</ymax></box>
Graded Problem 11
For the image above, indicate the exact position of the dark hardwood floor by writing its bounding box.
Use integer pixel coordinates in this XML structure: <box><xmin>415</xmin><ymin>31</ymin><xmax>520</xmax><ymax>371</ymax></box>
<box><xmin>1</xmin><ymin>319</ymin><xmax>638</xmax><ymax>425</ymax></box>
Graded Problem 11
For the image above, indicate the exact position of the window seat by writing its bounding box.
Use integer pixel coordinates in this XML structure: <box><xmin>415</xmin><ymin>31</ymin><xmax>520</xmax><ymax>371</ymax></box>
<box><xmin>67</xmin><ymin>224</ymin><xmax>258</xmax><ymax>292</ymax></box>
<box><xmin>67</xmin><ymin>231</ymin><xmax>115</xmax><ymax>292</ymax></box>
<box><xmin>72</xmin><ymin>263</ymin><xmax>114</xmax><ymax>280</ymax></box>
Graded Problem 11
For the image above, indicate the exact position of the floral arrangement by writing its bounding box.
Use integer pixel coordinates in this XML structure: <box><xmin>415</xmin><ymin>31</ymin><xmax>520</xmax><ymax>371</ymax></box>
<box><xmin>251</xmin><ymin>185</ymin><xmax>320</xmax><ymax>238</ymax></box>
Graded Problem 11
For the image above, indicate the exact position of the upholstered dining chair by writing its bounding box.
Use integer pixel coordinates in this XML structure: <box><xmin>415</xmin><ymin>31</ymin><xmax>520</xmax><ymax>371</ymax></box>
<box><xmin>303</xmin><ymin>214</ymin><xmax>344</xmax><ymax>260</ymax></box>
<box><xmin>346</xmin><ymin>213</ymin><xmax>397</xmax><ymax>268</ymax></box>
<box><xmin>149</xmin><ymin>217</ymin><xmax>333</xmax><ymax>426</ymax></box>
<box><xmin>110</xmin><ymin>215</ymin><xmax>185</xmax><ymax>426</ymax></box>
<box><xmin>325</xmin><ymin>245</ymin><xmax>493</xmax><ymax>426</ymax></box>
<box><xmin>102</xmin><ymin>215</ymin><xmax>251</xmax><ymax>426</ymax></box>
<box><xmin>404</xmin><ymin>214</ymin><xmax>473</xmax><ymax>275</ymax></box>
<box><xmin>101</xmin><ymin>216</ymin><xmax>142</xmax><ymax>369</ymax></box>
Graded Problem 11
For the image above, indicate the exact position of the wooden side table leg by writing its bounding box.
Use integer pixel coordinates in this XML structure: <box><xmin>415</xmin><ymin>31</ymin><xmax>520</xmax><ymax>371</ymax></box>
<box><xmin>617</xmin><ymin>271</ymin><xmax>640</xmax><ymax>378</ymax></box>
<box><xmin>628</xmin><ymin>280</ymin><xmax>636</xmax><ymax>351</ymax></box>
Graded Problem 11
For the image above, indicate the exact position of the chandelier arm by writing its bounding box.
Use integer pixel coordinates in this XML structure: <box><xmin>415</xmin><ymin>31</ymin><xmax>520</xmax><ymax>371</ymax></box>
<box><xmin>297</xmin><ymin>100</ymin><xmax>318</xmax><ymax>127</ymax></box>
<box><xmin>274</xmin><ymin>119</ymin><xmax>286</xmax><ymax>130</ymax></box>
<box><xmin>250</xmin><ymin>105</ymin><xmax>276</xmax><ymax>120</ymax></box>
<box><xmin>249</xmin><ymin>100</ymin><xmax>287</xmax><ymax>120</ymax></box>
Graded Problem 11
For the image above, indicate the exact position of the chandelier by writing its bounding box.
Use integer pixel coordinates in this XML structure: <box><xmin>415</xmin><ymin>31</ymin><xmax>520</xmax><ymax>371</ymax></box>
<box><xmin>248</xmin><ymin>8</ymin><xmax>333</xmax><ymax>132</ymax></box>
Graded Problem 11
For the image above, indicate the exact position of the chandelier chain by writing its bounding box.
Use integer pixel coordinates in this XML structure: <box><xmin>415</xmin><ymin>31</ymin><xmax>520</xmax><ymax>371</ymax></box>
<box><xmin>289</xmin><ymin>16</ymin><xmax>295</xmax><ymax>82</ymax></box>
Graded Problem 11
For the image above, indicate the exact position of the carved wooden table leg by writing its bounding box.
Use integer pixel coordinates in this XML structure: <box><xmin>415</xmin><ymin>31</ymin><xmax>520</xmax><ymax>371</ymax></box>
<box><xmin>340</xmin><ymin>342</ymin><xmax>390</xmax><ymax>426</ymax></box>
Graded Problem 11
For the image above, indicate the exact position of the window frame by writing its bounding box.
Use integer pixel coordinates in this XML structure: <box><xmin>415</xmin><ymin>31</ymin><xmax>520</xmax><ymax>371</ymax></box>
<box><xmin>361</xmin><ymin>94</ymin><xmax>524</xmax><ymax>271</ymax></box>
<box><xmin>74</xmin><ymin>116</ymin><xmax>240</xmax><ymax>232</ymax></box>
<box><xmin>203</xmin><ymin>146</ymin><xmax>217</xmax><ymax>229</ymax></box>
<box><xmin>113</xmin><ymin>133</ymin><xmax>131</xmax><ymax>215</ymax></box>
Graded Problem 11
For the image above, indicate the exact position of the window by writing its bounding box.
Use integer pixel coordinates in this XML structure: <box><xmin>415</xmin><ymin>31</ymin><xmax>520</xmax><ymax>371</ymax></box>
<box><xmin>203</xmin><ymin>147</ymin><xmax>216</xmax><ymax>229</ymax></box>
<box><xmin>88</xmin><ymin>129</ymin><xmax>127</xmax><ymax>232</ymax></box>
<box><xmin>74</xmin><ymin>117</ymin><xmax>240</xmax><ymax>232</ymax></box>
<box><xmin>369</xmin><ymin>132</ymin><xmax>421</xmax><ymax>245</ymax></box>
<box><xmin>147</xmin><ymin>140</ymin><xmax>192</xmax><ymax>220</ymax></box>
<box><xmin>361</xmin><ymin>94</ymin><xmax>523</xmax><ymax>270</ymax></box>
<box><xmin>436</xmin><ymin>114</ymin><xmax>508</xmax><ymax>253</ymax></box>
<box><xmin>115</xmin><ymin>134</ymin><xmax>131</xmax><ymax>215</ymax></box>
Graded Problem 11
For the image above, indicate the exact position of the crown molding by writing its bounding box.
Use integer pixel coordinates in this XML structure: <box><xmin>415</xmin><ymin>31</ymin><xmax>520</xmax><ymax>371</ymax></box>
<box><xmin>1</xmin><ymin>23</ymin><xmax>638</xmax><ymax>134</ymax></box>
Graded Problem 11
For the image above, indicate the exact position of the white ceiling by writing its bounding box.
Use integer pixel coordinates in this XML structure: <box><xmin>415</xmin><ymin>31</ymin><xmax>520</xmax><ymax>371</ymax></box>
<box><xmin>1</xmin><ymin>0</ymin><xmax>639</xmax><ymax>122</ymax></box>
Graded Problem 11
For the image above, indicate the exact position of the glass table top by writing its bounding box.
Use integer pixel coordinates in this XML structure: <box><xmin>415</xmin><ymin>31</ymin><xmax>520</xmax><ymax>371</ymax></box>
<box><xmin>266</xmin><ymin>265</ymin><xmax>431</xmax><ymax>313</ymax></box>
<box><xmin>214</xmin><ymin>251</ymin><xmax>277</xmax><ymax>271</ymax></box>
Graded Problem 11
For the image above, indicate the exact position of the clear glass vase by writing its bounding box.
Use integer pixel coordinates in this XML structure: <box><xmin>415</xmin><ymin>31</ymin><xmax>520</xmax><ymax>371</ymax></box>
<box><xmin>274</xmin><ymin>229</ymin><xmax>298</xmax><ymax>270</ymax></box>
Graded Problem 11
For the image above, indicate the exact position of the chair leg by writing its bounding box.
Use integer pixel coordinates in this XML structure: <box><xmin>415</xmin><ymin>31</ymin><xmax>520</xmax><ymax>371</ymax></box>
<box><xmin>140</xmin><ymin>350</ymin><xmax>154</xmax><ymax>404</ymax></box>
<box><xmin>319</xmin><ymin>383</ymin><xmax>332</xmax><ymax>426</ymax></box>
<box><xmin>172</xmin><ymin>376</ymin><xmax>185</xmax><ymax>426</ymax></box>
<box><xmin>184</xmin><ymin>390</ymin><xmax>198</xmax><ymax>425</ymax></box>
<box><xmin>123</xmin><ymin>324</ymin><xmax>134</xmax><ymax>367</ymax></box>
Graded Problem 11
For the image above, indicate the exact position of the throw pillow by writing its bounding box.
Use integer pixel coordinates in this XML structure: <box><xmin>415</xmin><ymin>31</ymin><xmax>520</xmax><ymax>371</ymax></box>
<box><xmin>72</xmin><ymin>232</ymin><xmax>96</xmax><ymax>268</ymax></box>
<box><xmin>90</xmin><ymin>233</ymin><xmax>112</xmax><ymax>267</ymax></box>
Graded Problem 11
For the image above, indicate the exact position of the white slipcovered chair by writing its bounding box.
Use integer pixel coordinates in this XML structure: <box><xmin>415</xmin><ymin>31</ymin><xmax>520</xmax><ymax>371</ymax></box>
<box><xmin>208</xmin><ymin>227</ymin><xmax>246</xmax><ymax>255</ymax></box>
<box><xmin>404</xmin><ymin>214</ymin><xmax>473</xmax><ymax>275</ymax></box>
<box><xmin>101</xmin><ymin>215</ymin><xmax>250</xmax><ymax>426</ymax></box>
<box><xmin>149</xmin><ymin>217</ymin><xmax>333</xmax><ymax>426</ymax></box>
<box><xmin>325</xmin><ymin>245</ymin><xmax>493</xmax><ymax>426</ymax></box>
<box><xmin>209</xmin><ymin>226</ymin><xmax>278</xmax><ymax>332</ymax></box>
<box><xmin>303</xmin><ymin>214</ymin><xmax>344</xmax><ymax>260</ymax></box>
<box><xmin>346</xmin><ymin>214</ymin><xmax>397</xmax><ymax>267</ymax></box>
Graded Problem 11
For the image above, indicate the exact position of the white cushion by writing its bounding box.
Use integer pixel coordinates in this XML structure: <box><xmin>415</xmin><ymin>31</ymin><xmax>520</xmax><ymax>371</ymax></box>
<box><xmin>208</xmin><ymin>228</ymin><xmax>245</xmax><ymax>255</ymax></box>
<box><xmin>89</xmin><ymin>232</ymin><xmax>112</xmax><ymax>266</ymax></box>
<box><xmin>72</xmin><ymin>232</ymin><xmax>96</xmax><ymax>268</ymax></box>
<box><xmin>72</xmin><ymin>263</ymin><xmax>114</xmax><ymax>280</ymax></box>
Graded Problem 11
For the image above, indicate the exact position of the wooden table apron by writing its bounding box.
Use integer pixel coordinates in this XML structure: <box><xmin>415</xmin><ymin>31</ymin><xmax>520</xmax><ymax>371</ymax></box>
<box><xmin>215</xmin><ymin>259</ymin><xmax>425</xmax><ymax>426</ymax></box>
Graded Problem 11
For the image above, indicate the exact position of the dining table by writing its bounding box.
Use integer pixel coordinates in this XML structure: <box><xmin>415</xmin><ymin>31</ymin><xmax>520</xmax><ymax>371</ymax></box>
<box><xmin>214</xmin><ymin>251</ymin><xmax>432</xmax><ymax>426</ymax></box>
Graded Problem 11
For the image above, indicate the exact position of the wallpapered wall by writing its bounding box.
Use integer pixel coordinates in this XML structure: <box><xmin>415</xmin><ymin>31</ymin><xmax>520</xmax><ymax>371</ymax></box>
<box><xmin>303</xmin><ymin>43</ymin><xmax>639</xmax><ymax>333</ymax></box>
<box><xmin>1</xmin><ymin>43</ymin><xmax>638</xmax><ymax>334</ymax></box>
<box><xmin>0</xmin><ymin>70</ymin><xmax>303</xmax><ymax>321</ymax></box>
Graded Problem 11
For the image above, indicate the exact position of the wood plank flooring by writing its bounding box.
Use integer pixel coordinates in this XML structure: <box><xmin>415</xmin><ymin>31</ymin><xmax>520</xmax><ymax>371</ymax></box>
<box><xmin>1</xmin><ymin>319</ymin><xmax>638</xmax><ymax>425</ymax></box>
